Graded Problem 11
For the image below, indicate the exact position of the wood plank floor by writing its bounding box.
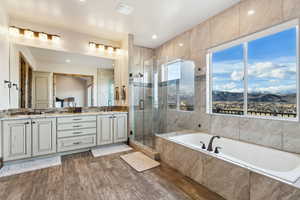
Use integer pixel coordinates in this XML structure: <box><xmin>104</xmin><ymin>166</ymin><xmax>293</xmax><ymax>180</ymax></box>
<box><xmin>0</xmin><ymin>151</ymin><xmax>225</xmax><ymax>200</ymax></box>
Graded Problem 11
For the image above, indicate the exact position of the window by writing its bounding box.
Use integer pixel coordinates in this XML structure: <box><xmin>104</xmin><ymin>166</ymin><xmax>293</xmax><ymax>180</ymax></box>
<box><xmin>208</xmin><ymin>20</ymin><xmax>298</xmax><ymax>120</ymax></box>
<box><xmin>163</xmin><ymin>60</ymin><xmax>195</xmax><ymax>111</ymax></box>
<box><xmin>212</xmin><ymin>44</ymin><xmax>244</xmax><ymax>115</ymax></box>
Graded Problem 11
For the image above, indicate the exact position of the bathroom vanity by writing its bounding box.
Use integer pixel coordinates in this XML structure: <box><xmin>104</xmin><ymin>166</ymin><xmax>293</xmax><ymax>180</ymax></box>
<box><xmin>1</xmin><ymin>112</ymin><xmax>127</xmax><ymax>162</ymax></box>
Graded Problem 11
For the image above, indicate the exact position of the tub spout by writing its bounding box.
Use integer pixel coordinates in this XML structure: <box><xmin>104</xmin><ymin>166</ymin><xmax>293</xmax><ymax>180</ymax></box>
<box><xmin>207</xmin><ymin>136</ymin><xmax>220</xmax><ymax>152</ymax></box>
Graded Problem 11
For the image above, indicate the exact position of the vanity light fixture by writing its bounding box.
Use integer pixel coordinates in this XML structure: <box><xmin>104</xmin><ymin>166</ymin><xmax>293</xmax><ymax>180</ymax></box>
<box><xmin>8</xmin><ymin>26</ymin><xmax>61</xmax><ymax>43</ymax></box>
<box><xmin>9</xmin><ymin>26</ymin><xmax>20</xmax><ymax>37</ymax></box>
<box><xmin>24</xmin><ymin>29</ymin><xmax>34</xmax><ymax>39</ymax></box>
<box><xmin>39</xmin><ymin>32</ymin><xmax>48</xmax><ymax>41</ymax></box>
<box><xmin>88</xmin><ymin>41</ymin><xmax>122</xmax><ymax>55</ymax></box>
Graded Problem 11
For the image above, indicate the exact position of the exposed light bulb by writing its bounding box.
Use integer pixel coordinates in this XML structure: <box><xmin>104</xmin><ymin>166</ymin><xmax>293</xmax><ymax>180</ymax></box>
<box><xmin>9</xmin><ymin>27</ymin><xmax>20</xmax><ymax>37</ymax></box>
<box><xmin>107</xmin><ymin>47</ymin><xmax>114</xmax><ymax>54</ymax></box>
<box><xmin>39</xmin><ymin>32</ymin><xmax>48</xmax><ymax>41</ymax></box>
<box><xmin>52</xmin><ymin>35</ymin><xmax>60</xmax><ymax>43</ymax></box>
<box><xmin>116</xmin><ymin>48</ymin><xmax>123</xmax><ymax>55</ymax></box>
<box><xmin>24</xmin><ymin>30</ymin><xmax>34</xmax><ymax>39</ymax></box>
<box><xmin>89</xmin><ymin>42</ymin><xmax>96</xmax><ymax>49</ymax></box>
<box><xmin>98</xmin><ymin>44</ymin><xmax>105</xmax><ymax>52</ymax></box>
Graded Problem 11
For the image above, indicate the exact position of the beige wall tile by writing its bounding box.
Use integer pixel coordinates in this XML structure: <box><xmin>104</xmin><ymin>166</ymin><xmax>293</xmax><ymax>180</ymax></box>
<box><xmin>203</xmin><ymin>157</ymin><xmax>250</xmax><ymax>200</ymax></box>
<box><xmin>210</xmin><ymin>115</ymin><xmax>240</xmax><ymax>140</ymax></box>
<box><xmin>210</xmin><ymin>4</ymin><xmax>240</xmax><ymax>46</ymax></box>
<box><xmin>239</xmin><ymin>0</ymin><xmax>283</xmax><ymax>36</ymax></box>
<box><xmin>279</xmin><ymin>183</ymin><xmax>300</xmax><ymax>200</ymax></box>
<box><xmin>250</xmin><ymin>172</ymin><xmax>281</xmax><ymax>200</ymax></box>
<box><xmin>282</xmin><ymin>122</ymin><xmax>300</xmax><ymax>153</ymax></box>
<box><xmin>190</xmin><ymin>20</ymin><xmax>211</xmax><ymax>52</ymax></box>
<box><xmin>190</xmin><ymin>50</ymin><xmax>207</xmax><ymax>76</ymax></box>
<box><xmin>173</xmin><ymin>31</ymin><xmax>191</xmax><ymax>59</ymax></box>
<box><xmin>239</xmin><ymin>118</ymin><xmax>283</xmax><ymax>149</ymax></box>
<box><xmin>283</xmin><ymin>0</ymin><xmax>300</xmax><ymax>20</ymax></box>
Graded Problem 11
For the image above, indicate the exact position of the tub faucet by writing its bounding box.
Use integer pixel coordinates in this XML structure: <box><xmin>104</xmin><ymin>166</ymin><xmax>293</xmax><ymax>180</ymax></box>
<box><xmin>207</xmin><ymin>136</ymin><xmax>220</xmax><ymax>152</ymax></box>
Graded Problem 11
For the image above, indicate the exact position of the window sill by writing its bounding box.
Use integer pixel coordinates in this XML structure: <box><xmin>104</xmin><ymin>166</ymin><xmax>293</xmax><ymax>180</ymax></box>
<box><xmin>208</xmin><ymin>112</ymin><xmax>299</xmax><ymax>122</ymax></box>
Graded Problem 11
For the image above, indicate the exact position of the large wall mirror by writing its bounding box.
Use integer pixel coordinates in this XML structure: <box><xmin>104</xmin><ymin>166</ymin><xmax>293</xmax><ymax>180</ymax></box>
<box><xmin>9</xmin><ymin>43</ymin><xmax>115</xmax><ymax>109</ymax></box>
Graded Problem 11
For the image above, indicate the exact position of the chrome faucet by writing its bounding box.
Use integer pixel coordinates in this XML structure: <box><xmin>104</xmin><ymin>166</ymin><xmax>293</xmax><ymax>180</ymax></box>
<box><xmin>207</xmin><ymin>136</ymin><xmax>220</xmax><ymax>152</ymax></box>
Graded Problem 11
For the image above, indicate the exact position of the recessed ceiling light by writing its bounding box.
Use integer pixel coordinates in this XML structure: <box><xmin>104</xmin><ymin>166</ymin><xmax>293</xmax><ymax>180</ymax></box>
<box><xmin>79</xmin><ymin>0</ymin><xmax>86</xmax><ymax>2</ymax></box>
<box><xmin>152</xmin><ymin>34</ymin><xmax>157</xmax><ymax>40</ymax></box>
<box><xmin>247</xmin><ymin>10</ymin><xmax>255</xmax><ymax>16</ymax></box>
<box><xmin>116</xmin><ymin>2</ymin><xmax>134</xmax><ymax>15</ymax></box>
<box><xmin>179</xmin><ymin>43</ymin><xmax>184</xmax><ymax>47</ymax></box>
<box><xmin>66</xmin><ymin>59</ymin><xmax>71</xmax><ymax>63</ymax></box>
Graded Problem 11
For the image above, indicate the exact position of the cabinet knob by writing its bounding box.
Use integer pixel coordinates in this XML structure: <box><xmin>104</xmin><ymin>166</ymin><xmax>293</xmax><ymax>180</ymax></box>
<box><xmin>24</xmin><ymin>122</ymin><xmax>30</xmax><ymax>125</ymax></box>
<box><xmin>32</xmin><ymin>121</ymin><xmax>36</xmax><ymax>124</ymax></box>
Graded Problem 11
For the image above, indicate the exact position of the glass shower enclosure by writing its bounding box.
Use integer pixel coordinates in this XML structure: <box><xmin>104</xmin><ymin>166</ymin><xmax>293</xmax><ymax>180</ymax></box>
<box><xmin>130</xmin><ymin>58</ymin><xmax>157</xmax><ymax>148</ymax></box>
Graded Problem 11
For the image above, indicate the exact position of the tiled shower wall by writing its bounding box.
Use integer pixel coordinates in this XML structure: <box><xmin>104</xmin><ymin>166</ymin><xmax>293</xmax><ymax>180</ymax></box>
<box><xmin>155</xmin><ymin>0</ymin><xmax>300</xmax><ymax>153</ymax></box>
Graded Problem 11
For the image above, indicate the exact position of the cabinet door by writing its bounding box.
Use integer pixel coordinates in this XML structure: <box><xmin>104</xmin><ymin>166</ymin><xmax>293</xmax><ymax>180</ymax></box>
<box><xmin>97</xmin><ymin>115</ymin><xmax>113</xmax><ymax>145</ymax></box>
<box><xmin>32</xmin><ymin>118</ymin><xmax>57</xmax><ymax>156</ymax></box>
<box><xmin>3</xmin><ymin>120</ymin><xmax>32</xmax><ymax>161</ymax></box>
<box><xmin>33</xmin><ymin>71</ymin><xmax>51</xmax><ymax>109</ymax></box>
<box><xmin>113</xmin><ymin>114</ymin><xmax>128</xmax><ymax>143</ymax></box>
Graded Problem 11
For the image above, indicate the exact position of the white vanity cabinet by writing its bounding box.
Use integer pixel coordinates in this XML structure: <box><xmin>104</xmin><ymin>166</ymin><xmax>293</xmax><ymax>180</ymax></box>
<box><xmin>57</xmin><ymin>115</ymin><xmax>97</xmax><ymax>152</ymax></box>
<box><xmin>97</xmin><ymin>114</ymin><xmax>127</xmax><ymax>145</ymax></box>
<box><xmin>97</xmin><ymin>115</ymin><xmax>113</xmax><ymax>145</ymax></box>
<box><xmin>32</xmin><ymin>118</ymin><xmax>57</xmax><ymax>156</ymax></box>
<box><xmin>3</xmin><ymin>119</ymin><xmax>32</xmax><ymax>161</ymax></box>
<box><xmin>1</xmin><ymin>113</ymin><xmax>128</xmax><ymax>162</ymax></box>
<box><xmin>113</xmin><ymin>114</ymin><xmax>128</xmax><ymax>143</ymax></box>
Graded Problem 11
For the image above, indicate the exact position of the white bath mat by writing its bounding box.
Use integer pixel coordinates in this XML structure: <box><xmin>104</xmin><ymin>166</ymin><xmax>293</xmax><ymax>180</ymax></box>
<box><xmin>120</xmin><ymin>152</ymin><xmax>160</xmax><ymax>172</ymax></box>
<box><xmin>0</xmin><ymin>156</ymin><xmax>61</xmax><ymax>178</ymax></box>
<box><xmin>92</xmin><ymin>144</ymin><xmax>133</xmax><ymax>157</ymax></box>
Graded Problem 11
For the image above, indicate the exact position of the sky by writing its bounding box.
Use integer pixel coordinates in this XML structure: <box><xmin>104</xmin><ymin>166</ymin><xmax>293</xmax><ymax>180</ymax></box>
<box><xmin>212</xmin><ymin>27</ymin><xmax>297</xmax><ymax>95</ymax></box>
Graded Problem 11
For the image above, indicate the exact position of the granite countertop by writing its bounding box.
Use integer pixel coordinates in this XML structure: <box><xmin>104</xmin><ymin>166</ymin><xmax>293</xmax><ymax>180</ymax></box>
<box><xmin>0</xmin><ymin>111</ymin><xmax>128</xmax><ymax>120</ymax></box>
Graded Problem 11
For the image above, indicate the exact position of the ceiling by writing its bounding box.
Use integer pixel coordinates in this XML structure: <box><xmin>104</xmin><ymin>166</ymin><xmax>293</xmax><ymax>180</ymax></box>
<box><xmin>3</xmin><ymin>0</ymin><xmax>240</xmax><ymax>48</ymax></box>
<box><xmin>28</xmin><ymin>46</ymin><xmax>114</xmax><ymax>69</ymax></box>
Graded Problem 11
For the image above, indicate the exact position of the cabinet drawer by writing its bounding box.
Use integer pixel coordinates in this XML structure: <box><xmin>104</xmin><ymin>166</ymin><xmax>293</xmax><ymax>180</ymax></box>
<box><xmin>57</xmin><ymin>121</ymin><xmax>96</xmax><ymax>131</ymax></box>
<box><xmin>57</xmin><ymin>135</ymin><xmax>96</xmax><ymax>152</ymax></box>
<box><xmin>58</xmin><ymin>128</ymin><xmax>96</xmax><ymax>138</ymax></box>
<box><xmin>57</xmin><ymin>116</ymin><xmax>96</xmax><ymax>124</ymax></box>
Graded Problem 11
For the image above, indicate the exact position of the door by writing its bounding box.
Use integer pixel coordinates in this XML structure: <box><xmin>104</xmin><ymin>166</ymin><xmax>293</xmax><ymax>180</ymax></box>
<box><xmin>113</xmin><ymin>114</ymin><xmax>128</xmax><ymax>143</ymax></box>
<box><xmin>32</xmin><ymin>118</ymin><xmax>57</xmax><ymax>156</ymax></box>
<box><xmin>97</xmin><ymin>115</ymin><xmax>113</xmax><ymax>145</ymax></box>
<box><xmin>3</xmin><ymin>119</ymin><xmax>32</xmax><ymax>161</ymax></box>
<box><xmin>33</xmin><ymin>71</ymin><xmax>51</xmax><ymax>108</ymax></box>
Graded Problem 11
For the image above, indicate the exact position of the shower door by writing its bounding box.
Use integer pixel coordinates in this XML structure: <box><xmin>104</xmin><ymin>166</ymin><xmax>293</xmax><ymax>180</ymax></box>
<box><xmin>132</xmin><ymin>58</ymin><xmax>155</xmax><ymax>148</ymax></box>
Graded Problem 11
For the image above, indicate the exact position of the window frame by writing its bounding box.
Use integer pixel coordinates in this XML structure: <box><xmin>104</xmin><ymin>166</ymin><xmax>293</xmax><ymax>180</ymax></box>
<box><xmin>206</xmin><ymin>19</ymin><xmax>300</xmax><ymax>121</ymax></box>
<box><xmin>163</xmin><ymin>59</ymin><xmax>195</xmax><ymax>112</ymax></box>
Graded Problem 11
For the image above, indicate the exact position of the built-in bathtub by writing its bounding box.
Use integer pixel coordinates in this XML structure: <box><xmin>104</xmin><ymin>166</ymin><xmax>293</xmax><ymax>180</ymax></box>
<box><xmin>155</xmin><ymin>132</ymin><xmax>300</xmax><ymax>200</ymax></box>
<box><xmin>169</xmin><ymin>133</ymin><xmax>300</xmax><ymax>183</ymax></box>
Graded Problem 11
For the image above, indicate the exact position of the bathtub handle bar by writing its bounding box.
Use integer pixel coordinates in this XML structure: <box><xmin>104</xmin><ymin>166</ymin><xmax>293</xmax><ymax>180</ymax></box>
<box><xmin>214</xmin><ymin>146</ymin><xmax>222</xmax><ymax>154</ymax></box>
<box><xmin>199</xmin><ymin>141</ymin><xmax>206</xmax><ymax>150</ymax></box>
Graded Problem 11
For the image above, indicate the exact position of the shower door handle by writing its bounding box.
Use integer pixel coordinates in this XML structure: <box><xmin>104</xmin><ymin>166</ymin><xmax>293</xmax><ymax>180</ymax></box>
<box><xmin>139</xmin><ymin>99</ymin><xmax>144</xmax><ymax>110</ymax></box>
